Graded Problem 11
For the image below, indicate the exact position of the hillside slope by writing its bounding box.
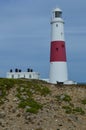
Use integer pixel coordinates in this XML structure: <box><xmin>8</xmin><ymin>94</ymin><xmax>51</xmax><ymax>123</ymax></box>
<box><xmin>0</xmin><ymin>79</ymin><xmax>86</xmax><ymax>130</ymax></box>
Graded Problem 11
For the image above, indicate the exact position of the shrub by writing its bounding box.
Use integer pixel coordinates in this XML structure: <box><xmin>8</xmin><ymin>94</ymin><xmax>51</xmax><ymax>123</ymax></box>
<box><xmin>62</xmin><ymin>106</ymin><xmax>72</xmax><ymax>114</ymax></box>
<box><xmin>26</xmin><ymin>107</ymin><xmax>38</xmax><ymax>114</ymax></box>
<box><xmin>56</xmin><ymin>94</ymin><xmax>71</xmax><ymax>102</ymax></box>
<box><xmin>81</xmin><ymin>99</ymin><xmax>86</xmax><ymax>105</ymax></box>
<box><xmin>62</xmin><ymin>105</ymin><xmax>85</xmax><ymax>115</ymax></box>
<box><xmin>18</xmin><ymin>98</ymin><xmax>43</xmax><ymax>114</ymax></box>
<box><xmin>0</xmin><ymin>99</ymin><xmax>4</xmax><ymax>105</ymax></box>
<box><xmin>73</xmin><ymin>107</ymin><xmax>85</xmax><ymax>115</ymax></box>
<box><xmin>62</xmin><ymin>94</ymin><xmax>71</xmax><ymax>102</ymax></box>
<box><xmin>0</xmin><ymin>78</ymin><xmax>49</xmax><ymax>113</ymax></box>
<box><xmin>40</xmin><ymin>87</ymin><xmax>50</xmax><ymax>96</ymax></box>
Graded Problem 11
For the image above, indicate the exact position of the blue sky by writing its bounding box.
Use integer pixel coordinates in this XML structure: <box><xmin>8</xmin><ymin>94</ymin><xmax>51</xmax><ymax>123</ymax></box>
<box><xmin>0</xmin><ymin>0</ymin><xmax>86</xmax><ymax>82</ymax></box>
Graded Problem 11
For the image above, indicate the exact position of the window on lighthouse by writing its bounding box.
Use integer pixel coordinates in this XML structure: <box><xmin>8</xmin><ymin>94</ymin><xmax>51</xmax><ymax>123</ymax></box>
<box><xmin>62</xmin><ymin>44</ymin><xmax>64</xmax><ymax>48</ymax></box>
<box><xmin>55</xmin><ymin>11</ymin><xmax>62</xmax><ymax>18</ymax></box>
<box><xmin>56</xmin><ymin>48</ymin><xmax>58</xmax><ymax>51</ymax></box>
<box><xmin>56</xmin><ymin>24</ymin><xmax>58</xmax><ymax>27</ymax></box>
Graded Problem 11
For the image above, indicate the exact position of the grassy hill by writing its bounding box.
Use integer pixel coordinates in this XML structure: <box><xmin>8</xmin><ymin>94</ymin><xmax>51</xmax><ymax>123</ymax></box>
<box><xmin>0</xmin><ymin>78</ymin><xmax>86</xmax><ymax>130</ymax></box>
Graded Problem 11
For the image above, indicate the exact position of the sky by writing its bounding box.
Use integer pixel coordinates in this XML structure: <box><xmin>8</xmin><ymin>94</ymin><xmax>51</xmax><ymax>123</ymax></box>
<box><xmin>0</xmin><ymin>0</ymin><xmax>86</xmax><ymax>82</ymax></box>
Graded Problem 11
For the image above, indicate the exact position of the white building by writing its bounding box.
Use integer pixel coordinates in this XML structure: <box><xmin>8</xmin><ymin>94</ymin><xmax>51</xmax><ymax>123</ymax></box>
<box><xmin>63</xmin><ymin>80</ymin><xmax>77</xmax><ymax>85</ymax></box>
<box><xmin>6</xmin><ymin>69</ymin><xmax>40</xmax><ymax>79</ymax></box>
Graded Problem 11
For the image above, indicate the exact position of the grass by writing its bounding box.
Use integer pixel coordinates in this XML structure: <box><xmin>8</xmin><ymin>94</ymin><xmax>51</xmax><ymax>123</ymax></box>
<box><xmin>81</xmin><ymin>99</ymin><xmax>86</xmax><ymax>105</ymax></box>
<box><xmin>62</xmin><ymin>94</ymin><xmax>71</xmax><ymax>102</ymax></box>
<box><xmin>62</xmin><ymin>105</ymin><xmax>72</xmax><ymax>114</ymax></box>
<box><xmin>0</xmin><ymin>78</ymin><xmax>17</xmax><ymax>105</ymax></box>
<box><xmin>18</xmin><ymin>98</ymin><xmax>43</xmax><ymax>114</ymax></box>
<box><xmin>0</xmin><ymin>78</ymin><xmax>86</xmax><ymax>115</ymax></box>
<box><xmin>73</xmin><ymin>107</ymin><xmax>85</xmax><ymax>115</ymax></box>
<box><xmin>62</xmin><ymin>105</ymin><xmax>85</xmax><ymax>115</ymax></box>
<box><xmin>15</xmin><ymin>79</ymin><xmax>50</xmax><ymax>114</ymax></box>
<box><xmin>16</xmin><ymin>82</ymin><xmax>50</xmax><ymax>113</ymax></box>
<box><xmin>56</xmin><ymin>93</ymin><xmax>85</xmax><ymax>115</ymax></box>
<box><xmin>0</xmin><ymin>78</ymin><xmax>50</xmax><ymax>114</ymax></box>
<box><xmin>56</xmin><ymin>94</ymin><xmax>71</xmax><ymax>102</ymax></box>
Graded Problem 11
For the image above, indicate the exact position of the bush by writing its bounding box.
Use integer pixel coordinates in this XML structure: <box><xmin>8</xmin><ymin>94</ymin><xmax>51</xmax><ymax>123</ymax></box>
<box><xmin>18</xmin><ymin>98</ymin><xmax>43</xmax><ymax>114</ymax></box>
<box><xmin>56</xmin><ymin>94</ymin><xmax>71</xmax><ymax>102</ymax></box>
<box><xmin>62</xmin><ymin>94</ymin><xmax>71</xmax><ymax>102</ymax></box>
<box><xmin>62</xmin><ymin>105</ymin><xmax>72</xmax><ymax>114</ymax></box>
<box><xmin>73</xmin><ymin>107</ymin><xmax>85</xmax><ymax>115</ymax></box>
<box><xmin>26</xmin><ymin>107</ymin><xmax>38</xmax><ymax>114</ymax></box>
<box><xmin>15</xmin><ymin>80</ymin><xmax>50</xmax><ymax>114</ymax></box>
<box><xmin>40</xmin><ymin>87</ymin><xmax>50</xmax><ymax>96</ymax></box>
<box><xmin>81</xmin><ymin>99</ymin><xmax>86</xmax><ymax>105</ymax></box>
<box><xmin>62</xmin><ymin>105</ymin><xmax>85</xmax><ymax>115</ymax></box>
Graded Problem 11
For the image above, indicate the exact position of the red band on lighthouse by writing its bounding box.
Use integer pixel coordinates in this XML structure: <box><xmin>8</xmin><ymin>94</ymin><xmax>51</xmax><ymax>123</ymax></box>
<box><xmin>50</xmin><ymin>41</ymin><xmax>66</xmax><ymax>62</ymax></box>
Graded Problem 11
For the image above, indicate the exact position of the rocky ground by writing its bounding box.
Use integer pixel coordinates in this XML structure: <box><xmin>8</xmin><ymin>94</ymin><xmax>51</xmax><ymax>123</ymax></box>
<box><xmin>0</xmin><ymin>79</ymin><xmax>86</xmax><ymax>130</ymax></box>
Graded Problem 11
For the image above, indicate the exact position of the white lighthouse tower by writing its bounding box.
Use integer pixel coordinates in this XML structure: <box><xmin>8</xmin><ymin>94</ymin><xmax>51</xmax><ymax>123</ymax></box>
<box><xmin>49</xmin><ymin>8</ymin><xmax>68</xmax><ymax>84</ymax></box>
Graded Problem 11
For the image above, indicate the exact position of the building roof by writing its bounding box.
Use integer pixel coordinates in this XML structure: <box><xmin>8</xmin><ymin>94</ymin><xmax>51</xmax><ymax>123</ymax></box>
<box><xmin>52</xmin><ymin>8</ymin><xmax>62</xmax><ymax>13</ymax></box>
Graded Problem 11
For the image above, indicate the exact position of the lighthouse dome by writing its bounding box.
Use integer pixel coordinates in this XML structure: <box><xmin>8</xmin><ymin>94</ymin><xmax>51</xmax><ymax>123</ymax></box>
<box><xmin>52</xmin><ymin>8</ymin><xmax>62</xmax><ymax>13</ymax></box>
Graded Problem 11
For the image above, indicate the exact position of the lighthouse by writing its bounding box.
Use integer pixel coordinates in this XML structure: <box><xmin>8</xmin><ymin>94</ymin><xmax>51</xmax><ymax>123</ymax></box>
<box><xmin>49</xmin><ymin>8</ymin><xmax>68</xmax><ymax>84</ymax></box>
